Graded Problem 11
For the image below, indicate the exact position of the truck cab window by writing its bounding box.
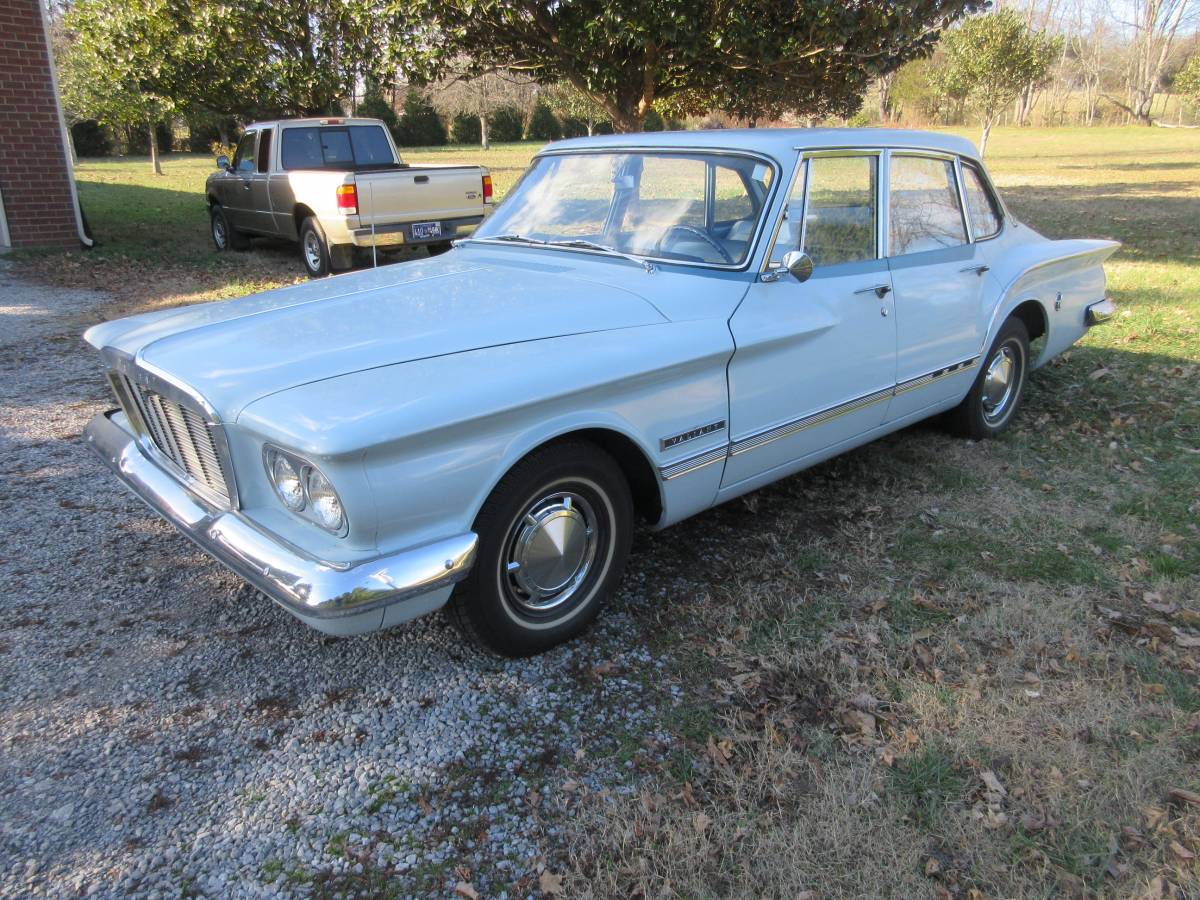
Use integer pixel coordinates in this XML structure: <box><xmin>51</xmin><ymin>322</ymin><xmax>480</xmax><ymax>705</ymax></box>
<box><xmin>233</xmin><ymin>133</ymin><xmax>257</xmax><ymax>174</ymax></box>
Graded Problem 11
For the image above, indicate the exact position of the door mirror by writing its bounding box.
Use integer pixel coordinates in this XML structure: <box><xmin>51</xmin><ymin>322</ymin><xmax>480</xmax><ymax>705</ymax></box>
<box><xmin>762</xmin><ymin>249</ymin><xmax>815</xmax><ymax>283</ymax></box>
<box><xmin>781</xmin><ymin>250</ymin><xmax>814</xmax><ymax>283</ymax></box>
<box><xmin>215</xmin><ymin>155</ymin><xmax>230</xmax><ymax>170</ymax></box>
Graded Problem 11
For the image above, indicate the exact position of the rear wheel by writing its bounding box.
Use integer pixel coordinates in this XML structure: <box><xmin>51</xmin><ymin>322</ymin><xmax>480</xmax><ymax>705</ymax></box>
<box><xmin>426</xmin><ymin>241</ymin><xmax>453</xmax><ymax>257</ymax></box>
<box><xmin>947</xmin><ymin>317</ymin><xmax>1030</xmax><ymax>439</ymax></box>
<box><xmin>446</xmin><ymin>441</ymin><xmax>633</xmax><ymax>657</ymax></box>
<box><xmin>299</xmin><ymin>217</ymin><xmax>331</xmax><ymax>277</ymax></box>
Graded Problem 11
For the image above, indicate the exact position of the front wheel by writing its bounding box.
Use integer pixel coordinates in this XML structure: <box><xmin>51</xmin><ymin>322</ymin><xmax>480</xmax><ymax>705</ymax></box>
<box><xmin>446</xmin><ymin>441</ymin><xmax>634</xmax><ymax>657</ymax></box>
<box><xmin>947</xmin><ymin>317</ymin><xmax>1030</xmax><ymax>439</ymax></box>
<box><xmin>210</xmin><ymin>204</ymin><xmax>248</xmax><ymax>251</ymax></box>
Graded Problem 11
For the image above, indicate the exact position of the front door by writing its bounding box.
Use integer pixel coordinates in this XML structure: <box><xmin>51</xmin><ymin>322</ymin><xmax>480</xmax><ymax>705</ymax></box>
<box><xmin>224</xmin><ymin>131</ymin><xmax>259</xmax><ymax>231</ymax></box>
<box><xmin>724</xmin><ymin>152</ymin><xmax>897</xmax><ymax>489</ymax></box>
<box><xmin>885</xmin><ymin>152</ymin><xmax>989</xmax><ymax>419</ymax></box>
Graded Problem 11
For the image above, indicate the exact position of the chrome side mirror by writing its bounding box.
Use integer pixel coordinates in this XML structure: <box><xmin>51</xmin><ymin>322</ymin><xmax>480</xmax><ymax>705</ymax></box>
<box><xmin>761</xmin><ymin>250</ymin><xmax>814</xmax><ymax>283</ymax></box>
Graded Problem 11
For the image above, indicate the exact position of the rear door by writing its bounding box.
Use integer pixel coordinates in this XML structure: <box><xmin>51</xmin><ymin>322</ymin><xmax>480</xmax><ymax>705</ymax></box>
<box><xmin>246</xmin><ymin>126</ymin><xmax>276</xmax><ymax>235</ymax></box>
<box><xmin>723</xmin><ymin>151</ymin><xmax>897</xmax><ymax>489</ymax></box>
<box><xmin>885</xmin><ymin>152</ymin><xmax>989</xmax><ymax>420</ymax></box>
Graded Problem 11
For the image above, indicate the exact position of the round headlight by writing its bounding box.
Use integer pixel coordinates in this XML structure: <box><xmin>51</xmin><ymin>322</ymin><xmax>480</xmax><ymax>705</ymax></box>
<box><xmin>270</xmin><ymin>453</ymin><xmax>304</xmax><ymax>510</ymax></box>
<box><xmin>305</xmin><ymin>467</ymin><xmax>345</xmax><ymax>532</ymax></box>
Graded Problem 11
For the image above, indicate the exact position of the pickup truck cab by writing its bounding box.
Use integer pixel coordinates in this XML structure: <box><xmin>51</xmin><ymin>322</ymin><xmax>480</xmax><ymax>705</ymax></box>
<box><xmin>206</xmin><ymin>117</ymin><xmax>493</xmax><ymax>276</ymax></box>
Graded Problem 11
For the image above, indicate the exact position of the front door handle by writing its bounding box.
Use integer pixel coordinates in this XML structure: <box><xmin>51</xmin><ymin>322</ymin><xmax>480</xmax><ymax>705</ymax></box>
<box><xmin>960</xmin><ymin>264</ymin><xmax>990</xmax><ymax>276</ymax></box>
<box><xmin>854</xmin><ymin>284</ymin><xmax>891</xmax><ymax>298</ymax></box>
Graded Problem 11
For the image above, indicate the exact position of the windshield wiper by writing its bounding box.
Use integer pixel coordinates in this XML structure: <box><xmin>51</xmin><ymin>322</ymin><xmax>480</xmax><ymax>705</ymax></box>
<box><xmin>545</xmin><ymin>238</ymin><xmax>657</xmax><ymax>274</ymax></box>
<box><xmin>464</xmin><ymin>233</ymin><xmax>655</xmax><ymax>273</ymax></box>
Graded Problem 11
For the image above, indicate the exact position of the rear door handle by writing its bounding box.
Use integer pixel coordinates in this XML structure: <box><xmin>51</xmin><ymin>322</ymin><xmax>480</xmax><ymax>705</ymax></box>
<box><xmin>854</xmin><ymin>284</ymin><xmax>891</xmax><ymax>298</ymax></box>
<box><xmin>960</xmin><ymin>264</ymin><xmax>989</xmax><ymax>276</ymax></box>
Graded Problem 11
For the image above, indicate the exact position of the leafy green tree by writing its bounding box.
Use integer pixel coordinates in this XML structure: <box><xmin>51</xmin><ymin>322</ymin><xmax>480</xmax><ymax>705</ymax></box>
<box><xmin>59</xmin><ymin>0</ymin><xmax>180</xmax><ymax>174</ymax></box>
<box><xmin>525</xmin><ymin>102</ymin><xmax>562</xmax><ymax>141</ymax></box>
<box><xmin>386</xmin><ymin>0</ymin><xmax>981</xmax><ymax>133</ymax></box>
<box><xmin>1176</xmin><ymin>55</ymin><xmax>1200</xmax><ymax>110</ymax></box>
<box><xmin>542</xmin><ymin>82</ymin><xmax>609</xmax><ymax>136</ymax></box>
<box><xmin>933</xmin><ymin>10</ymin><xmax>1062</xmax><ymax>156</ymax></box>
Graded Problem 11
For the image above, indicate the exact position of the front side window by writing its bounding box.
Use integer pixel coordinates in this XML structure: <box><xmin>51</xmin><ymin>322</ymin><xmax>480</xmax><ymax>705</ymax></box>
<box><xmin>888</xmin><ymin>155</ymin><xmax>968</xmax><ymax>255</ymax></box>
<box><xmin>473</xmin><ymin>151</ymin><xmax>773</xmax><ymax>266</ymax></box>
<box><xmin>961</xmin><ymin>162</ymin><xmax>1002</xmax><ymax>239</ymax></box>
<box><xmin>797</xmin><ymin>155</ymin><xmax>878</xmax><ymax>267</ymax></box>
<box><xmin>232</xmin><ymin>133</ymin><xmax>256</xmax><ymax>173</ymax></box>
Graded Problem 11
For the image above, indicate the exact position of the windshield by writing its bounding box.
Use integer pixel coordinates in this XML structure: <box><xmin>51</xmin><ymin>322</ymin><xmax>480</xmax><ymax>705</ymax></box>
<box><xmin>473</xmin><ymin>151</ymin><xmax>775</xmax><ymax>267</ymax></box>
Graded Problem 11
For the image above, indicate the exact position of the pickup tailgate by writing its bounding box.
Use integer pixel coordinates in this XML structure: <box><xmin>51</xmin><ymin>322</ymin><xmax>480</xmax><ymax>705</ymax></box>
<box><xmin>355</xmin><ymin>165</ymin><xmax>487</xmax><ymax>229</ymax></box>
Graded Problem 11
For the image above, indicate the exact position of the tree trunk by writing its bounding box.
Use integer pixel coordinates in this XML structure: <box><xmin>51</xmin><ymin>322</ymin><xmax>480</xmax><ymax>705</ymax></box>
<box><xmin>149</xmin><ymin>122</ymin><xmax>162</xmax><ymax>176</ymax></box>
<box><xmin>978</xmin><ymin>120</ymin><xmax>992</xmax><ymax>158</ymax></box>
<box><xmin>218</xmin><ymin>122</ymin><xmax>230</xmax><ymax>145</ymax></box>
<box><xmin>610</xmin><ymin>109</ymin><xmax>645</xmax><ymax>133</ymax></box>
<box><xmin>748</xmin><ymin>116</ymin><xmax>757</xmax><ymax>129</ymax></box>
<box><xmin>479</xmin><ymin>114</ymin><xmax>489</xmax><ymax>151</ymax></box>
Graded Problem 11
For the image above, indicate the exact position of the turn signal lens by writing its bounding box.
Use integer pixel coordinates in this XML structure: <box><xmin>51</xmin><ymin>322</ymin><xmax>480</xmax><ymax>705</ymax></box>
<box><xmin>305</xmin><ymin>468</ymin><xmax>345</xmax><ymax>532</ymax></box>
<box><xmin>270</xmin><ymin>453</ymin><xmax>304</xmax><ymax>510</ymax></box>
<box><xmin>336</xmin><ymin>184</ymin><xmax>358</xmax><ymax>215</ymax></box>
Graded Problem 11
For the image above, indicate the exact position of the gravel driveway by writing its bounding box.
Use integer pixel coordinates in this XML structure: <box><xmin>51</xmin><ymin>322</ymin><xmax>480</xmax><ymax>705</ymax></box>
<box><xmin>0</xmin><ymin>267</ymin><xmax>669</xmax><ymax>898</ymax></box>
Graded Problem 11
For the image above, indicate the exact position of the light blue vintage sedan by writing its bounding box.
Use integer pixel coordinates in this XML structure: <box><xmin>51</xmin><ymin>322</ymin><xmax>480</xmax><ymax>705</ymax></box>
<box><xmin>84</xmin><ymin>129</ymin><xmax>1118</xmax><ymax>656</ymax></box>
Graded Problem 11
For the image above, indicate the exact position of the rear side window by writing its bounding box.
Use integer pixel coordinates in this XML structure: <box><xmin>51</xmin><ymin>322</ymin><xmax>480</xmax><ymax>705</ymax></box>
<box><xmin>961</xmin><ymin>162</ymin><xmax>1002</xmax><ymax>239</ymax></box>
<box><xmin>801</xmin><ymin>155</ymin><xmax>878</xmax><ymax>267</ymax></box>
<box><xmin>280</xmin><ymin>126</ymin><xmax>394</xmax><ymax>171</ymax></box>
<box><xmin>256</xmin><ymin>128</ymin><xmax>272</xmax><ymax>173</ymax></box>
<box><xmin>888</xmin><ymin>155</ymin><xmax>967</xmax><ymax>255</ymax></box>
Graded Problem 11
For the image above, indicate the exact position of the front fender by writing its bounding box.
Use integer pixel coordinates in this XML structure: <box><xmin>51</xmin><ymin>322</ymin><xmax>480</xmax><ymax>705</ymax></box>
<box><xmin>238</xmin><ymin>320</ymin><xmax>734</xmax><ymax>552</ymax></box>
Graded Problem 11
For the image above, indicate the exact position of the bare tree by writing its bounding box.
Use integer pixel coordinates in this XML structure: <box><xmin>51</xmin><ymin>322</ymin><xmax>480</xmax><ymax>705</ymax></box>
<box><xmin>429</xmin><ymin>67</ymin><xmax>537</xmax><ymax>149</ymax></box>
<box><xmin>1107</xmin><ymin>0</ymin><xmax>1195</xmax><ymax>123</ymax></box>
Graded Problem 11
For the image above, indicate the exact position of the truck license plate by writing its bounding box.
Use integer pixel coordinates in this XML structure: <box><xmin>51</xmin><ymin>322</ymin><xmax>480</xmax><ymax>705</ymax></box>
<box><xmin>411</xmin><ymin>221</ymin><xmax>442</xmax><ymax>240</ymax></box>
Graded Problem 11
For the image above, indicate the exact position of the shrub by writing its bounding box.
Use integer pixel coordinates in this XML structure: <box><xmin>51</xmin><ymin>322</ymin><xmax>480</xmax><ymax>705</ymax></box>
<box><xmin>451</xmin><ymin>112</ymin><xmax>482</xmax><ymax>144</ymax></box>
<box><xmin>126</xmin><ymin>122</ymin><xmax>174</xmax><ymax>154</ymax></box>
<box><xmin>559</xmin><ymin>116</ymin><xmax>589</xmax><ymax>138</ymax></box>
<box><xmin>70</xmin><ymin>120</ymin><xmax>111</xmax><ymax>157</ymax></box>
<box><xmin>357</xmin><ymin>83</ymin><xmax>400</xmax><ymax>134</ymax></box>
<box><xmin>489</xmin><ymin>106</ymin><xmax>525</xmax><ymax>142</ymax></box>
<box><xmin>525</xmin><ymin>102</ymin><xmax>561</xmax><ymax>141</ymax></box>
<box><xmin>642</xmin><ymin>108</ymin><xmax>665</xmax><ymax>131</ymax></box>
<box><xmin>394</xmin><ymin>92</ymin><xmax>447</xmax><ymax>147</ymax></box>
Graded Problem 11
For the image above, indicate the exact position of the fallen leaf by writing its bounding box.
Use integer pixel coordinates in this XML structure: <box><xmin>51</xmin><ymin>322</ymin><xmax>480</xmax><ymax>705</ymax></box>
<box><xmin>590</xmin><ymin>660</ymin><xmax>621</xmax><ymax>679</ymax></box>
<box><xmin>1168</xmin><ymin>787</ymin><xmax>1200</xmax><ymax>807</ymax></box>
<box><xmin>1174</xmin><ymin>630</ymin><xmax>1200</xmax><ymax>648</ymax></box>
<box><xmin>539</xmin><ymin>869</ymin><xmax>564</xmax><ymax>895</ymax></box>
<box><xmin>1170</xmin><ymin>840</ymin><xmax>1194</xmax><ymax>861</ymax></box>
<box><xmin>693</xmin><ymin>811</ymin><xmax>712</xmax><ymax>834</ymax></box>
<box><xmin>980</xmin><ymin>769</ymin><xmax>1007</xmax><ymax>797</ymax></box>
<box><xmin>706</xmin><ymin>736</ymin><xmax>732</xmax><ymax>767</ymax></box>
<box><xmin>840</xmin><ymin>708</ymin><xmax>877</xmax><ymax>736</ymax></box>
<box><xmin>454</xmin><ymin>882</ymin><xmax>479</xmax><ymax>899</ymax></box>
<box><xmin>1089</xmin><ymin>366</ymin><xmax>1111</xmax><ymax>380</ymax></box>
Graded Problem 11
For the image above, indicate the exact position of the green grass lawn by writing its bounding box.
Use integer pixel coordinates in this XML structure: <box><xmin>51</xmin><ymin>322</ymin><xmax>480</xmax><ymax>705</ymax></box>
<box><xmin>13</xmin><ymin>126</ymin><xmax>1200</xmax><ymax>897</ymax></box>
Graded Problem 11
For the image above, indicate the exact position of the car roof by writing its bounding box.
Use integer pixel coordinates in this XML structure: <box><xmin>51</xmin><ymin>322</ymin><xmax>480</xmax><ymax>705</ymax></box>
<box><xmin>545</xmin><ymin>127</ymin><xmax>980</xmax><ymax>164</ymax></box>
<box><xmin>243</xmin><ymin>117</ymin><xmax>386</xmax><ymax>130</ymax></box>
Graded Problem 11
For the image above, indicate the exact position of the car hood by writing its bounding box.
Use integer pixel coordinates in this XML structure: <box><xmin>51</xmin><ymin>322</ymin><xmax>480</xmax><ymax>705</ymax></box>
<box><xmin>85</xmin><ymin>256</ymin><xmax>667</xmax><ymax>420</ymax></box>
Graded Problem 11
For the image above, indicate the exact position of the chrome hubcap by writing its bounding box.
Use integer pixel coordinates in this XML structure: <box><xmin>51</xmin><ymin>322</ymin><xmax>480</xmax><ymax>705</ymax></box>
<box><xmin>303</xmin><ymin>232</ymin><xmax>322</xmax><ymax>271</ymax></box>
<box><xmin>504</xmin><ymin>492</ymin><xmax>597</xmax><ymax>613</ymax></box>
<box><xmin>982</xmin><ymin>344</ymin><xmax>1019</xmax><ymax>423</ymax></box>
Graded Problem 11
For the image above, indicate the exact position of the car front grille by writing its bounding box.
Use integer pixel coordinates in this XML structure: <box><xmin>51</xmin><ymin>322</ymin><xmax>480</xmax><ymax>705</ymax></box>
<box><xmin>116</xmin><ymin>374</ymin><xmax>231</xmax><ymax>504</ymax></box>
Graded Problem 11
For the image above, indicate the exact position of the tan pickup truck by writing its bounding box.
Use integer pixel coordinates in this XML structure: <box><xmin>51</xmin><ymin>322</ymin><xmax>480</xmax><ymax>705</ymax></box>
<box><xmin>206</xmin><ymin>117</ymin><xmax>493</xmax><ymax>276</ymax></box>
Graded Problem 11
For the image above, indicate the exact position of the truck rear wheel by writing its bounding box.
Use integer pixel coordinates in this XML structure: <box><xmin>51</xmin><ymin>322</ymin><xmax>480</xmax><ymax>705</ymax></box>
<box><xmin>299</xmin><ymin>217</ymin><xmax>331</xmax><ymax>277</ymax></box>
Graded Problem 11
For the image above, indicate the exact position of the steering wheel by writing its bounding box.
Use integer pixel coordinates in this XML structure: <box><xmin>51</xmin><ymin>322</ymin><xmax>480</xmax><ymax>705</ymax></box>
<box><xmin>654</xmin><ymin>224</ymin><xmax>734</xmax><ymax>265</ymax></box>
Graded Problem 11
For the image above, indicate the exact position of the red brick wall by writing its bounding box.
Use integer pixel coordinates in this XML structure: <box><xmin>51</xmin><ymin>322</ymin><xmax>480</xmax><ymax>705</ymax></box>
<box><xmin>0</xmin><ymin>0</ymin><xmax>81</xmax><ymax>249</ymax></box>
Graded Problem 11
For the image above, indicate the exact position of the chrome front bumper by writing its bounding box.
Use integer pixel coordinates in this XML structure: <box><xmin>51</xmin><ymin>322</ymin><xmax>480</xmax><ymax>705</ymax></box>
<box><xmin>84</xmin><ymin>410</ymin><xmax>477</xmax><ymax>635</ymax></box>
<box><xmin>1086</xmin><ymin>297</ymin><xmax>1117</xmax><ymax>326</ymax></box>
